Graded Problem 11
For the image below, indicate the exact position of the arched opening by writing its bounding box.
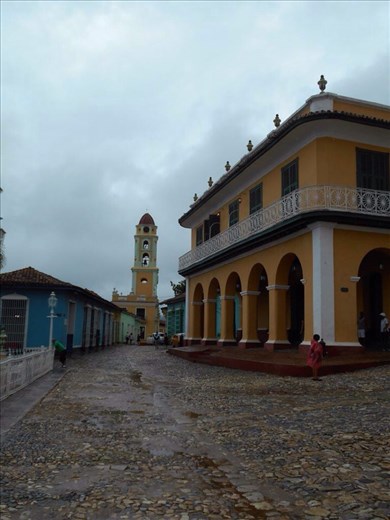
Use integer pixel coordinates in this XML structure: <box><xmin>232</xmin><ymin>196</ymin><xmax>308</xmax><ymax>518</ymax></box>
<box><xmin>225</xmin><ymin>272</ymin><xmax>242</xmax><ymax>343</ymax></box>
<box><xmin>358</xmin><ymin>248</ymin><xmax>390</xmax><ymax>349</ymax></box>
<box><xmin>206</xmin><ymin>278</ymin><xmax>221</xmax><ymax>339</ymax></box>
<box><xmin>247</xmin><ymin>264</ymin><xmax>269</xmax><ymax>345</ymax></box>
<box><xmin>276</xmin><ymin>254</ymin><xmax>304</xmax><ymax>347</ymax></box>
<box><xmin>192</xmin><ymin>283</ymin><xmax>204</xmax><ymax>341</ymax></box>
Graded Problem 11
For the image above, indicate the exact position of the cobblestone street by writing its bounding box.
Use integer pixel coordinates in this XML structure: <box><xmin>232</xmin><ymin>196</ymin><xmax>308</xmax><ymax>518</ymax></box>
<box><xmin>1</xmin><ymin>345</ymin><xmax>389</xmax><ymax>520</ymax></box>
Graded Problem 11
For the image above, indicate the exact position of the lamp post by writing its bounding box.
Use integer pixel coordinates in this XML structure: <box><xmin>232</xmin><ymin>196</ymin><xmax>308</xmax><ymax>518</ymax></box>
<box><xmin>48</xmin><ymin>291</ymin><xmax>58</xmax><ymax>347</ymax></box>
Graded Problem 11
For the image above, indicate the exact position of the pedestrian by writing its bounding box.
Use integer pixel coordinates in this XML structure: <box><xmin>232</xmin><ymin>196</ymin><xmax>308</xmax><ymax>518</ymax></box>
<box><xmin>125</xmin><ymin>333</ymin><xmax>129</xmax><ymax>345</ymax></box>
<box><xmin>52</xmin><ymin>338</ymin><xmax>67</xmax><ymax>368</ymax></box>
<box><xmin>357</xmin><ymin>312</ymin><xmax>366</xmax><ymax>346</ymax></box>
<box><xmin>137</xmin><ymin>334</ymin><xmax>141</xmax><ymax>345</ymax></box>
<box><xmin>307</xmin><ymin>334</ymin><xmax>323</xmax><ymax>381</ymax></box>
<box><xmin>153</xmin><ymin>331</ymin><xmax>160</xmax><ymax>350</ymax></box>
<box><xmin>129</xmin><ymin>333</ymin><xmax>133</xmax><ymax>345</ymax></box>
<box><xmin>379</xmin><ymin>312</ymin><xmax>389</xmax><ymax>351</ymax></box>
<box><xmin>164</xmin><ymin>333</ymin><xmax>169</xmax><ymax>348</ymax></box>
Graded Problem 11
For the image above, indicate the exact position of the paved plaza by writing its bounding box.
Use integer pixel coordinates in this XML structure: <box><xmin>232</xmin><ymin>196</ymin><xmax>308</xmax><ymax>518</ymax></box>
<box><xmin>1</xmin><ymin>345</ymin><xmax>389</xmax><ymax>520</ymax></box>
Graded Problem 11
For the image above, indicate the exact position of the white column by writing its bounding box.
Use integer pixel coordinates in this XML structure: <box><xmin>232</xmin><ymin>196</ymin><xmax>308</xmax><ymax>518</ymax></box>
<box><xmin>311</xmin><ymin>223</ymin><xmax>335</xmax><ymax>342</ymax></box>
<box><xmin>184</xmin><ymin>277</ymin><xmax>190</xmax><ymax>338</ymax></box>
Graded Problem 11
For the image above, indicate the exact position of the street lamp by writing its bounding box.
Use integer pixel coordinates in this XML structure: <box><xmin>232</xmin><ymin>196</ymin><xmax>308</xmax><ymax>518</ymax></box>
<box><xmin>48</xmin><ymin>291</ymin><xmax>58</xmax><ymax>347</ymax></box>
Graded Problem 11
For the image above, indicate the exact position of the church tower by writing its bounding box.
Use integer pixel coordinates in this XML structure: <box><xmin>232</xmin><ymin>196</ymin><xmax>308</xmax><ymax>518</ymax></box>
<box><xmin>112</xmin><ymin>213</ymin><xmax>160</xmax><ymax>340</ymax></box>
<box><xmin>131</xmin><ymin>213</ymin><xmax>159</xmax><ymax>299</ymax></box>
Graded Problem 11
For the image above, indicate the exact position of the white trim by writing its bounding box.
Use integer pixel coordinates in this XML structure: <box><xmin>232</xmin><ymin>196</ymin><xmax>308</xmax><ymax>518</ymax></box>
<box><xmin>220</xmin><ymin>295</ymin><xmax>235</xmax><ymax>300</ymax></box>
<box><xmin>265</xmin><ymin>339</ymin><xmax>290</xmax><ymax>345</ymax></box>
<box><xmin>185</xmin><ymin>279</ymin><xmax>190</xmax><ymax>338</ymax></box>
<box><xmin>240</xmin><ymin>291</ymin><xmax>260</xmax><ymax>297</ymax></box>
<box><xmin>311</xmin><ymin>223</ymin><xmax>335</xmax><ymax>342</ymax></box>
<box><xmin>191</xmin><ymin>301</ymin><xmax>204</xmax><ymax>306</ymax></box>
<box><xmin>203</xmin><ymin>299</ymin><xmax>216</xmax><ymax>304</ymax></box>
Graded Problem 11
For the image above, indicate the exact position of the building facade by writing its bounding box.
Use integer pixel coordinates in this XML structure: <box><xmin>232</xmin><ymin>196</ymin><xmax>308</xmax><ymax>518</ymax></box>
<box><xmin>0</xmin><ymin>267</ymin><xmax>119</xmax><ymax>351</ymax></box>
<box><xmin>112</xmin><ymin>213</ymin><xmax>160</xmax><ymax>340</ymax></box>
<box><xmin>178</xmin><ymin>81</ymin><xmax>390</xmax><ymax>353</ymax></box>
<box><xmin>161</xmin><ymin>293</ymin><xmax>186</xmax><ymax>338</ymax></box>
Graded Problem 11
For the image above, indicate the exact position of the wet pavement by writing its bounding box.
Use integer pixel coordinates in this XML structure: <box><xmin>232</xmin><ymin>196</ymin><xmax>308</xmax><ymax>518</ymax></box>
<box><xmin>0</xmin><ymin>345</ymin><xmax>389</xmax><ymax>519</ymax></box>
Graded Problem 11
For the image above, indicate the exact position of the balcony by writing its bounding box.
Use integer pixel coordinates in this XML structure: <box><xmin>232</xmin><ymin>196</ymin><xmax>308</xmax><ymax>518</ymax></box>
<box><xmin>178</xmin><ymin>185</ymin><xmax>390</xmax><ymax>272</ymax></box>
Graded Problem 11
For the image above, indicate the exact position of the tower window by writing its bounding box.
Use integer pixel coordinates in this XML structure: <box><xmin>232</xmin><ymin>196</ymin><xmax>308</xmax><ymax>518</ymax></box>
<box><xmin>136</xmin><ymin>308</ymin><xmax>145</xmax><ymax>319</ymax></box>
<box><xmin>141</xmin><ymin>278</ymin><xmax>148</xmax><ymax>284</ymax></box>
<box><xmin>143</xmin><ymin>240</ymin><xmax>149</xmax><ymax>250</ymax></box>
<box><xmin>143</xmin><ymin>226</ymin><xmax>149</xmax><ymax>233</ymax></box>
<box><xmin>142</xmin><ymin>253</ymin><xmax>150</xmax><ymax>266</ymax></box>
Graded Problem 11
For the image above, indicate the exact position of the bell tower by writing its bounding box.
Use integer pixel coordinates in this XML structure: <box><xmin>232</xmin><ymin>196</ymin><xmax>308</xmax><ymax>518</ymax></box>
<box><xmin>131</xmin><ymin>213</ymin><xmax>159</xmax><ymax>298</ymax></box>
<box><xmin>112</xmin><ymin>213</ymin><xmax>160</xmax><ymax>341</ymax></box>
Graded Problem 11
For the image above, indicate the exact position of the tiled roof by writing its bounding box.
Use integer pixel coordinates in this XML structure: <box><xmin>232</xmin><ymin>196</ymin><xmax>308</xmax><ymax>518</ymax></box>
<box><xmin>0</xmin><ymin>267</ymin><xmax>72</xmax><ymax>287</ymax></box>
<box><xmin>0</xmin><ymin>267</ymin><xmax>120</xmax><ymax>310</ymax></box>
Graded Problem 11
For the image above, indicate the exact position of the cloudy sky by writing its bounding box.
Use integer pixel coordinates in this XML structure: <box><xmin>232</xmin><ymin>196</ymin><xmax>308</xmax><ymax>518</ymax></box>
<box><xmin>1</xmin><ymin>1</ymin><xmax>389</xmax><ymax>302</ymax></box>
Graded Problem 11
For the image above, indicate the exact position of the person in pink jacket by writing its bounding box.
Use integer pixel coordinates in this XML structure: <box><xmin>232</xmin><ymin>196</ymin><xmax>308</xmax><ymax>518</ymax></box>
<box><xmin>307</xmin><ymin>334</ymin><xmax>323</xmax><ymax>381</ymax></box>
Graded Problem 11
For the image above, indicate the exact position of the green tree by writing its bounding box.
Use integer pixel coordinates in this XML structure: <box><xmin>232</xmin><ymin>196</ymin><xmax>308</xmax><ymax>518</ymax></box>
<box><xmin>170</xmin><ymin>279</ymin><xmax>186</xmax><ymax>296</ymax></box>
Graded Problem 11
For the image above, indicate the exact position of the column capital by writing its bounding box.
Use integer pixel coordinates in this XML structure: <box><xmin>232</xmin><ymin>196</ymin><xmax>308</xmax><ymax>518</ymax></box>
<box><xmin>191</xmin><ymin>301</ymin><xmax>204</xmax><ymax>306</ymax></box>
<box><xmin>220</xmin><ymin>295</ymin><xmax>235</xmax><ymax>301</ymax></box>
<box><xmin>240</xmin><ymin>291</ymin><xmax>260</xmax><ymax>297</ymax></box>
<box><xmin>266</xmin><ymin>284</ymin><xmax>290</xmax><ymax>291</ymax></box>
<box><xmin>203</xmin><ymin>298</ymin><xmax>216</xmax><ymax>304</ymax></box>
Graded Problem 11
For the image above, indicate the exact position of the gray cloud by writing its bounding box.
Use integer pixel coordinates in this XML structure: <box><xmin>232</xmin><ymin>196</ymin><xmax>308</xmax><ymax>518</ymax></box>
<box><xmin>2</xmin><ymin>1</ymin><xmax>389</xmax><ymax>302</ymax></box>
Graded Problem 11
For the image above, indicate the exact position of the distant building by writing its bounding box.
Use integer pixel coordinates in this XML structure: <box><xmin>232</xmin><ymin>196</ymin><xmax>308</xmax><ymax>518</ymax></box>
<box><xmin>178</xmin><ymin>79</ymin><xmax>390</xmax><ymax>352</ymax></box>
<box><xmin>160</xmin><ymin>293</ymin><xmax>185</xmax><ymax>338</ymax></box>
<box><xmin>112</xmin><ymin>213</ymin><xmax>160</xmax><ymax>340</ymax></box>
<box><xmin>0</xmin><ymin>267</ymin><xmax>121</xmax><ymax>351</ymax></box>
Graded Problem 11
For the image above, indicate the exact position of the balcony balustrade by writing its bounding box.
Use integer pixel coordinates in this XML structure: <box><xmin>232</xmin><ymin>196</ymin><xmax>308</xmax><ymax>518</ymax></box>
<box><xmin>179</xmin><ymin>185</ymin><xmax>390</xmax><ymax>271</ymax></box>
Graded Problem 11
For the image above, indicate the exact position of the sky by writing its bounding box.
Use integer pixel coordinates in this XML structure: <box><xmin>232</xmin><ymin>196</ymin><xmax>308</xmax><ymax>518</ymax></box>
<box><xmin>1</xmin><ymin>0</ymin><xmax>389</xmax><ymax>303</ymax></box>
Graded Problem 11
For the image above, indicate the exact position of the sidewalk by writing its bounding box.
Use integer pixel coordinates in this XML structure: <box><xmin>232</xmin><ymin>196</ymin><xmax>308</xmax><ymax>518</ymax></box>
<box><xmin>0</xmin><ymin>368</ymin><xmax>66</xmax><ymax>443</ymax></box>
<box><xmin>168</xmin><ymin>345</ymin><xmax>390</xmax><ymax>377</ymax></box>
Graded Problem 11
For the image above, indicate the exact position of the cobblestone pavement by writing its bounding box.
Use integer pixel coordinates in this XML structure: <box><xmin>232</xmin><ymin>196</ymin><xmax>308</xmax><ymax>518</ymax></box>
<box><xmin>1</xmin><ymin>345</ymin><xmax>389</xmax><ymax>520</ymax></box>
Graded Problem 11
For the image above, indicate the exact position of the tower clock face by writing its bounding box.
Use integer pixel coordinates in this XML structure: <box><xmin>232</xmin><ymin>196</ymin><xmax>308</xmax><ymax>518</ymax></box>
<box><xmin>143</xmin><ymin>226</ymin><xmax>149</xmax><ymax>233</ymax></box>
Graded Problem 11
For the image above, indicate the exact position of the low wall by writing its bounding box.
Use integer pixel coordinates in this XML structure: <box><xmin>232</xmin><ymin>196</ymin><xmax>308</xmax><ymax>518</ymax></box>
<box><xmin>0</xmin><ymin>347</ymin><xmax>55</xmax><ymax>401</ymax></box>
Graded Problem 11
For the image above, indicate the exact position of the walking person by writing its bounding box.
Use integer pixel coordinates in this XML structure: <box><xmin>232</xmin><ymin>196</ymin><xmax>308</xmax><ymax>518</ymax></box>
<box><xmin>357</xmin><ymin>312</ymin><xmax>366</xmax><ymax>346</ymax></box>
<box><xmin>52</xmin><ymin>338</ymin><xmax>67</xmax><ymax>368</ymax></box>
<box><xmin>153</xmin><ymin>331</ymin><xmax>160</xmax><ymax>350</ymax></box>
<box><xmin>307</xmin><ymin>334</ymin><xmax>324</xmax><ymax>381</ymax></box>
<box><xmin>380</xmin><ymin>312</ymin><xmax>389</xmax><ymax>351</ymax></box>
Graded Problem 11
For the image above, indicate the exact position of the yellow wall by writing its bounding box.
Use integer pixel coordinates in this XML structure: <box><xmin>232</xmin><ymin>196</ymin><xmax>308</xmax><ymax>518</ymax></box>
<box><xmin>333</xmin><ymin>99</ymin><xmax>390</xmax><ymax>120</ymax></box>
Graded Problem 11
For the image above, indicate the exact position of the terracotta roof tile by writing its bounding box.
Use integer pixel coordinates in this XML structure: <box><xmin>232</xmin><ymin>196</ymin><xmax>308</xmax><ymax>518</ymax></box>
<box><xmin>0</xmin><ymin>267</ymin><xmax>72</xmax><ymax>286</ymax></box>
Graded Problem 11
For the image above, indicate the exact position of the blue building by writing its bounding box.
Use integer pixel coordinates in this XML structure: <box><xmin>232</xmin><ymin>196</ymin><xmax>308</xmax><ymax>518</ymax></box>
<box><xmin>0</xmin><ymin>267</ymin><xmax>120</xmax><ymax>352</ymax></box>
<box><xmin>160</xmin><ymin>293</ymin><xmax>186</xmax><ymax>338</ymax></box>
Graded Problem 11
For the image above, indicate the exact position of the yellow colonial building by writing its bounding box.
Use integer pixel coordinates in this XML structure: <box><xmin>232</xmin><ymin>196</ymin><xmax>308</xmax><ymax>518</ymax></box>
<box><xmin>178</xmin><ymin>78</ymin><xmax>390</xmax><ymax>353</ymax></box>
<box><xmin>112</xmin><ymin>213</ymin><xmax>160</xmax><ymax>340</ymax></box>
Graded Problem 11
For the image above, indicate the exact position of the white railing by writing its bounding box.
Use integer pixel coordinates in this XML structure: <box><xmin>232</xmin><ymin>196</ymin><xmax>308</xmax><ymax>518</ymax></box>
<box><xmin>179</xmin><ymin>185</ymin><xmax>390</xmax><ymax>271</ymax></box>
<box><xmin>0</xmin><ymin>347</ymin><xmax>55</xmax><ymax>401</ymax></box>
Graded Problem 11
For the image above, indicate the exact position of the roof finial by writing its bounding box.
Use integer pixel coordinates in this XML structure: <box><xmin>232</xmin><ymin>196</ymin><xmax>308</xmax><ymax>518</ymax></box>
<box><xmin>247</xmin><ymin>140</ymin><xmax>253</xmax><ymax>152</ymax></box>
<box><xmin>273</xmin><ymin>114</ymin><xmax>281</xmax><ymax>128</ymax></box>
<box><xmin>318</xmin><ymin>74</ymin><xmax>327</xmax><ymax>93</ymax></box>
<box><xmin>225</xmin><ymin>161</ymin><xmax>231</xmax><ymax>172</ymax></box>
<box><xmin>193</xmin><ymin>193</ymin><xmax>198</xmax><ymax>202</ymax></box>
<box><xmin>208</xmin><ymin>177</ymin><xmax>213</xmax><ymax>187</ymax></box>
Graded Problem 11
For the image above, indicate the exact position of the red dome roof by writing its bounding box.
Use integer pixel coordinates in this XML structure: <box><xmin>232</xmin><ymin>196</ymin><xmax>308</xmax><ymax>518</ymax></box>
<box><xmin>139</xmin><ymin>213</ymin><xmax>155</xmax><ymax>225</ymax></box>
